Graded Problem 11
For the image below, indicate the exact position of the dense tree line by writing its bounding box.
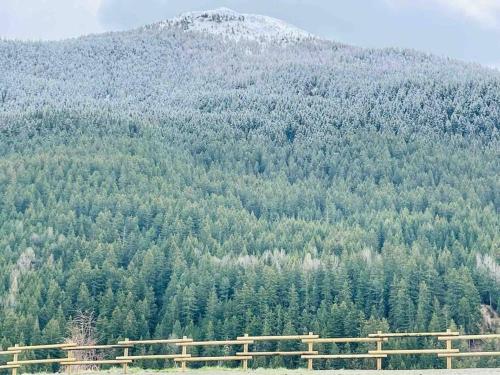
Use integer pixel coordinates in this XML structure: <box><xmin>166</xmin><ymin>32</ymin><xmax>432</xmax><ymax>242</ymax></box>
<box><xmin>0</xmin><ymin>17</ymin><xmax>499</xmax><ymax>370</ymax></box>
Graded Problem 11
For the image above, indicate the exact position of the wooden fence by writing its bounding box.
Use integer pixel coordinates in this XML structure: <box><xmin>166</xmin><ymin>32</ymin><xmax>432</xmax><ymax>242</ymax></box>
<box><xmin>301</xmin><ymin>336</ymin><xmax>387</xmax><ymax>370</ymax></box>
<box><xmin>174</xmin><ymin>338</ymin><xmax>253</xmax><ymax>370</ymax></box>
<box><xmin>116</xmin><ymin>337</ymin><xmax>192</xmax><ymax>373</ymax></box>
<box><xmin>62</xmin><ymin>343</ymin><xmax>133</xmax><ymax>372</ymax></box>
<box><xmin>236</xmin><ymin>333</ymin><xmax>319</xmax><ymax>369</ymax></box>
<box><xmin>0</xmin><ymin>330</ymin><xmax>498</xmax><ymax>373</ymax></box>
<box><xmin>4</xmin><ymin>343</ymin><xmax>76</xmax><ymax>375</ymax></box>
<box><xmin>437</xmin><ymin>333</ymin><xmax>500</xmax><ymax>368</ymax></box>
<box><xmin>368</xmin><ymin>329</ymin><xmax>461</xmax><ymax>369</ymax></box>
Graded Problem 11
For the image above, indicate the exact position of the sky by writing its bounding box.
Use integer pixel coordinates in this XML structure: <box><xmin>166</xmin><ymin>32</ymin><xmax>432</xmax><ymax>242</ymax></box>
<box><xmin>0</xmin><ymin>0</ymin><xmax>499</xmax><ymax>69</ymax></box>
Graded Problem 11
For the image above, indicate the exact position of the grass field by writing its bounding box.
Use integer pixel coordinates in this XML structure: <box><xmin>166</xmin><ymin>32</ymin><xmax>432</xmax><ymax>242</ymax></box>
<box><xmin>23</xmin><ymin>368</ymin><xmax>500</xmax><ymax>375</ymax></box>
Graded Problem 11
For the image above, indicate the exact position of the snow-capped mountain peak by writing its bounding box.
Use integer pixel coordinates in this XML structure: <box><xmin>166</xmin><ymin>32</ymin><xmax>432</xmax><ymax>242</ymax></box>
<box><xmin>149</xmin><ymin>8</ymin><xmax>315</xmax><ymax>42</ymax></box>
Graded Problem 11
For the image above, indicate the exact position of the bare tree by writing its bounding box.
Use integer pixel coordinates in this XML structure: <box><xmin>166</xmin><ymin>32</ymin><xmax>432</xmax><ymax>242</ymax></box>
<box><xmin>65</xmin><ymin>311</ymin><xmax>102</xmax><ymax>373</ymax></box>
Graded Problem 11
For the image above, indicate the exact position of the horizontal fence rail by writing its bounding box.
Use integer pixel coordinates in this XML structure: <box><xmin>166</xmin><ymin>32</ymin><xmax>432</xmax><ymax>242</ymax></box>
<box><xmin>0</xmin><ymin>330</ymin><xmax>498</xmax><ymax>373</ymax></box>
<box><xmin>368</xmin><ymin>331</ymin><xmax>461</xmax><ymax>338</ymax></box>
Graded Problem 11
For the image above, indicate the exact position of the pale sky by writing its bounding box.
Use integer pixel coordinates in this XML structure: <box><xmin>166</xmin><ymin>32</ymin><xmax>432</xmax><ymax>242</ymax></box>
<box><xmin>1</xmin><ymin>0</ymin><xmax>499</xmax><ymax>68</ymax></box>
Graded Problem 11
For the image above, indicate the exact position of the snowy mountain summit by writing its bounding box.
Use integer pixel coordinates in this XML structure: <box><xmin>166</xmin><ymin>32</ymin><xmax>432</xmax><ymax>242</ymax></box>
<box><xmin>150</xmin><ymin>8</ymin><xmax>314</xmax><ymax>42</ymax></box>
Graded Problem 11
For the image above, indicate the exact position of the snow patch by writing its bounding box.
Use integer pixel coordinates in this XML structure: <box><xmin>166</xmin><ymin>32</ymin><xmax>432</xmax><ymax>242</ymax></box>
<box><xmin>149</xmin><ymin>7</ymin><xmax>315</xmax><ymax>42</ymax></box>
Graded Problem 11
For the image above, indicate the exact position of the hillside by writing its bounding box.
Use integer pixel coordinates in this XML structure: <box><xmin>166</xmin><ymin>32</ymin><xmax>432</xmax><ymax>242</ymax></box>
<box><xmin>0</xmin><ymin>8</ymin><xmax>499</xmax><ymax>370</ymax></box>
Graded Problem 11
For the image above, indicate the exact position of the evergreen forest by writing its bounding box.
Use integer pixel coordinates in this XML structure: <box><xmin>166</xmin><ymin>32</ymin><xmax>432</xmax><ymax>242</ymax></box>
<box><xmin>0</xmin><ymin>13</ymin><xmax>499</xmax><ymax>369</ymax></box>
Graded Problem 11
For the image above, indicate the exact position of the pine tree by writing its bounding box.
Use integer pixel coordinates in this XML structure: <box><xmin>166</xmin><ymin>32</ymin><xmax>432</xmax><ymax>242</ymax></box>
<box><xmin>415</xmin><ymin>281</ymin><xmax>431</xmax><ymax>331</ymax></box>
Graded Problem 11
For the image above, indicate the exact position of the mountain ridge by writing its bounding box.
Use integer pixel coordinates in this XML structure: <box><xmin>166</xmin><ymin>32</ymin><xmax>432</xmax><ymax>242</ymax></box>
<box><xmin>1</xmin><ymin>8</ymin><xmax>499</xmax><ymax>75</ymax></box>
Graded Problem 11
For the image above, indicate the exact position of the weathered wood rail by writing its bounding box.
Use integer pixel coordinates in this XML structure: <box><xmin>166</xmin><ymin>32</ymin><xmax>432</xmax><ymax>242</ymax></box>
<box><xmin>0</xmin><ymin>330</ymin><xmax>498</xmax><ymax>373</ymax></box>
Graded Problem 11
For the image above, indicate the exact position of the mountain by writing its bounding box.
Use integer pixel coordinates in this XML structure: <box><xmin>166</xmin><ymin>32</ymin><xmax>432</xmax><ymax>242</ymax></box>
<box><xmin>0</xmin><ymin>9</ymin><xmax>499</xmax><ymax>369</ymax></box>
<box><xmin>1</xmin><ymin>8</ymin><xmax>498</xmax><ymax>137</ymax></box>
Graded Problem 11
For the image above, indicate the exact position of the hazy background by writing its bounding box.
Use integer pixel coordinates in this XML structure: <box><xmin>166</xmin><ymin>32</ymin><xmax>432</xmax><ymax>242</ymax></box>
<box><xmin>1</xmin><ymin>0</ymin><xmax>499</xmax><ymax>68</ymax></box>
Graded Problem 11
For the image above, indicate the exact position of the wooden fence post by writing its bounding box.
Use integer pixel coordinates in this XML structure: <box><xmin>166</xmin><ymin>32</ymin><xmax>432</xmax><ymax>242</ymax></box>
<box><xmin>12</xmin><ymin>344</ymin><xmax>19</xmax><ymax>375</ymax></box>
<box><xmin>307</xmin><ymin>332</ymin><xmax>314</xmax><ymax>370</ymax></box>
<box><xmin>242</xmin><ymin>334</ymin><xmax>249</xmax><ymax>371</ymax></box>
<box><xmin>445</xmin><ymin>329</ymin><xmax>452</xmax><ymax>370</ymax></box>
<box><xmin>66</xmin><ymin>346</ymin><xmax>74</xmax><ymax>375</ymax></box>
<box><xmin>123</xmin><ymin>338</ymin><xmax>129</xmax><ymax>374</ymax></box>
<box><xmin>376</xmin><ymin>331</ymin><xmax>382</xmax><ymax>370</ymax></box>
<box><xmin>181</xmin><ymin>336</ymin><xmax>187</xmax><ymax>372</ymax></box>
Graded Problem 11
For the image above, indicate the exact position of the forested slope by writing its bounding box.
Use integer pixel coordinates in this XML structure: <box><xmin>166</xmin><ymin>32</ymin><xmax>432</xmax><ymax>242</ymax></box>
<box><xmin>0</xmin><ymin>9</ymin><xmax>499</xmax><ymax>369</ymax></box>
